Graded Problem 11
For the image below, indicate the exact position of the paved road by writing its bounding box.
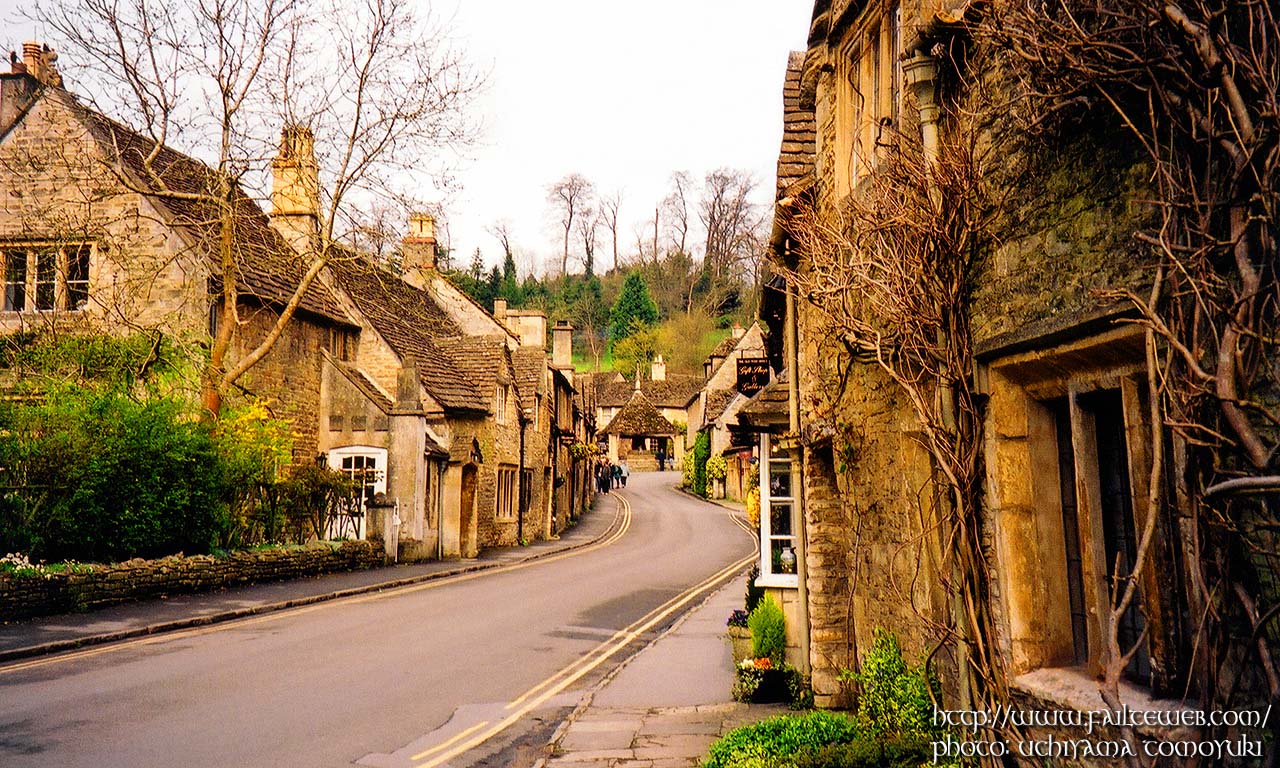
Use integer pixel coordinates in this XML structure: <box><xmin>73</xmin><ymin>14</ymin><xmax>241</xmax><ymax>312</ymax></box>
<box><xmin>0</xmin><ymin>472</ymin><xmax>755</xmax><ymax>768</ymax></box>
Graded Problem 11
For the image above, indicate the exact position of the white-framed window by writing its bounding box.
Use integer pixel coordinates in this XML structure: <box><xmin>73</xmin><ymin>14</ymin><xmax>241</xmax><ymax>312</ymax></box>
<box><xmin>325</xmin><ymin>445</ymin><xmax>388</xmax><ymax>540</ymax></box>
<box><xmin>2</xmin><ymin>244</ymin><xmax>91</xmax><ymax>312</ymax></box>
<box><xmin>757</xmin><ymin>433</ymin><xmax>799</xmax><ymax>587</ymax></box>
<box><xmin>496</xmin><ymin>464</ymin><xmax>517</xmax><ymax>519</ymax></box>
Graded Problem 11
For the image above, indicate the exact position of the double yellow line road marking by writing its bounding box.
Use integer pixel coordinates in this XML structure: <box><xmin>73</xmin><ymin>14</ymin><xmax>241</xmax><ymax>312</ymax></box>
<box><xmin>411</xmin><ymin>493</ymin><xmax>755</xmax><ymax>768</ymax></box>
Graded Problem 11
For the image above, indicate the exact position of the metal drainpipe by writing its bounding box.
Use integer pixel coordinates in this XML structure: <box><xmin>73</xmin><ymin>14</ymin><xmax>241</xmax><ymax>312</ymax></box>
<box><xmin>785</xmin><ymin>274</ymin><xmax>812</xmax><ymax>678</ymax></box>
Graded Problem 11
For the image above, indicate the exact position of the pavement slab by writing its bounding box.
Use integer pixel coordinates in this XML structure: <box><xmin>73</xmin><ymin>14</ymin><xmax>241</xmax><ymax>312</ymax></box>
<box><xmin>542</xmin><ymin>575</ymin><xmax>791</xmax><ymax>768</ymax></box>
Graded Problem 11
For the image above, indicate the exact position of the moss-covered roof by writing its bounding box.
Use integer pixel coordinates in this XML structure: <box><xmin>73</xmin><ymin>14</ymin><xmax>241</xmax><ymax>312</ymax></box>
<box><xmin>599</xmin><ymin>389</ymin><xmax>680</xmax><ymax>436</ymax></box>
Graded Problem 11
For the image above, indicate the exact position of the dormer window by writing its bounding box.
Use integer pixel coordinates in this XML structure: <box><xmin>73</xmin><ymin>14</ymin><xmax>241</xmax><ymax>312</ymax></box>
<box><xmin>2</xmin><ymin>244</ymin><xmax>91</xmax><ymax>312</ymax></box>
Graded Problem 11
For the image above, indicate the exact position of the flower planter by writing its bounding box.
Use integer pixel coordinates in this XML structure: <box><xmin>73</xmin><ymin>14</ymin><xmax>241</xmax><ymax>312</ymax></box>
<box><xmin>733</xmin><ymin>661</ymin><xmax>795</xmax><ymax>704</ymax></box>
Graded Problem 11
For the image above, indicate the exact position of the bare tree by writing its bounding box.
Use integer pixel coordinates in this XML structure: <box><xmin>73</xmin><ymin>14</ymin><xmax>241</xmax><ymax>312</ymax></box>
<box><xmin>598</xmin><ymin>188</ymin><xmax>623</xmax><ymax>272</ymax></box>
<box><xmin>661</xmin><ymin>171</ymin><xmax>693</xmax><ymax>256</ymax></box>
<box><xmin>987</xmin><ymin>2</ymin><xmax>1280</xmax><ymax>759</ymax></box>
<box><xmin>546</xmin><ymin>172</ymin><xmax>594</xmax><ymax>276</ymax></box>
<box><xmin>699</xmin><ymin>168</ymin><xmax>761</xmax><ymax>281</ymax></box>
<box><xmin>31</xmin><ymin>0</ymin><xmax>480</xmax><ymax>415</ymax></box>
<box><xmin>576</xmin><ymin>204</ymin><xmax>599</xmax><ymax>277</ymax></box>
<box><xmin>487</xmin><ymin>219</ymin><xmax>515</xmax><ymax>264</ymax></box>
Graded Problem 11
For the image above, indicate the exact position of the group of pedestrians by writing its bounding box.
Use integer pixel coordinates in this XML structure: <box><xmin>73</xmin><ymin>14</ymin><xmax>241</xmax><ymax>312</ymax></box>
<box><xmin>595</xmin><ymin>456</ymin><xmax>630</xmax><ymax>494</ymax></box>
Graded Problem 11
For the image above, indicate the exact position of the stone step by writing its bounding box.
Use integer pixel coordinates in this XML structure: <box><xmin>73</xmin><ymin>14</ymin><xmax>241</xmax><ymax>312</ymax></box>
<box><xmin>626</xmin><ymin>452</ymin><xmax>660</xmax><ymax>472</ymax></box>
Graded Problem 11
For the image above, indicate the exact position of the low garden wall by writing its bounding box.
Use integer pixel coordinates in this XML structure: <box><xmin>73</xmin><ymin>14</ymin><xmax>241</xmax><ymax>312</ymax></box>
<box><xmin>0</xmin><ymin>541</ymin><xmax>385</xmax><ymax>621</ymax></box>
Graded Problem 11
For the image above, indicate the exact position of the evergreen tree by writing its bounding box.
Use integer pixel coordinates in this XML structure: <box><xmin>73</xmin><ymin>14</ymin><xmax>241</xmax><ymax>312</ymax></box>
<box><xmin>500</xmin><ymin>251</ymin><xmax>523</xmax><ymax>305</ymax></box>
<box><xmin>609</xmin><ymin>271</ymin><xmax>659</xmax><ymax>347</ymax></box>
<box><xmin>469</xmin><ymin>248</ymin><xmax>484</xmax><ymax>282</ymax></box>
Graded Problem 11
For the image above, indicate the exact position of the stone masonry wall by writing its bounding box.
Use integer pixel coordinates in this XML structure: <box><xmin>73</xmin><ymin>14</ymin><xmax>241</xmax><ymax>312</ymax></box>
<box><xmin>235</xmin><ymin>305</ymin><xmax>333</xmax><ymax>462</ymax></box>
<box><xmin>0</xmin><ymin>90</ymin><xmax>208</xmax><ymax>339</ymax></box>
<box><xmin>0</xmin><ymin>540</ymin><xmax>384</xmax><ymax>621</ymax></box>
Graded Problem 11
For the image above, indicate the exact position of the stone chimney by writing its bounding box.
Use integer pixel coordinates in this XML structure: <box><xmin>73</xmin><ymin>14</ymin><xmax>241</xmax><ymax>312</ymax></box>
<box><xmin>18</xmin><ymin>42</ymin><xmax>62</xmax><ymax>86</ymax></box>
<box><xmin>505</xmin><ymin>310</ymin><xmax>547</xmax><ymax>348</ymax></box>
<box><xmin>401</xmin><ymin>212</ymin><xmax>437</xmax><ymax>289</ymax></box>
<box><xmin>650</xmin><ymin>354</ymin><xmax>666</xmax><ymax>381</ymax></box>
<box><xmin>552</xmin><ymin>320</ymin><xmax>573</xmax><ymax>369</ymax></box>
<box><xmin>269</xmin><ymin>125</ymin><xmax>320</xmax><ymax>253</ymax></box>
<box><xmin>493</xmin><ymin>298</ymin><xmax>507</xmax><ymax>320</ymax></box>
<box><xmin>4</xmin><ymin>60</ymin><xmax>34</xmax><ymax>133</ymax></box>
<box><xmin>731</xmin><ymin>322</ymin><xmax>746</xmax><ymax>340</ymax></box>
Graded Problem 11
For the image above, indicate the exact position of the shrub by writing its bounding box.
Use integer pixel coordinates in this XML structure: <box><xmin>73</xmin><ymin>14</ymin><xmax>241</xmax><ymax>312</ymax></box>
<box><xmin>704</xmin><ymin>711</ymin><xmax>858</xmax><ymax>768</ymax></box>
<box><xmin>692</xmin><ymin>430</ymin><xmax>710</xmax><ymax>496</ymax></box>
<box><xmin>791</xmin><ymin>737</ymin><xmax>933</xmax><ymax>768</ymax></box>
<box><xmin>706</xmin><ymin>453</ymin><xmax>728</xmax><ymax>482</ymax></box>
<box><xmin>748</xmin><ymin>594</ymin><xmax>787</xmax><ymax>662</ymax></box>
<box><xmin>0</xmin><ymin>390</ymin><xmax>228</xmax><ymax>562</ymax></box>
<box><xmin>842</xmin><ymin>629</ymin><xmax>941</xmax><ymax>743</ymax></box>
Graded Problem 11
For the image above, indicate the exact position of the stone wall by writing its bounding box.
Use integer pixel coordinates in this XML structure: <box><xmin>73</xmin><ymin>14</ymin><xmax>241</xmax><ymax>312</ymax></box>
<box><xmin>0</xmin><ymin>541</ymin><xmax>385</xmax><ymax>621</ymax></box>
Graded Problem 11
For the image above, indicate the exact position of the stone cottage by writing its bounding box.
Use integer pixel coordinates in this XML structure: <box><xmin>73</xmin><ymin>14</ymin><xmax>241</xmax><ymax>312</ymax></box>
<box><xmin>0</xmin><ymin>44</ymin><xmax>356</xmax><ymax>465</ymax></box>
<box><xmin>0</xmin><ymin>43</ymin><xmax>595</xmax><ymax>563</ymax></box>
<box><xmin>755</xmin><ymin>0</ymin><xmax>1226</xmax><ymax>748</ymax></box>
<box><xmin>685</xmin><ymin>321</ymin><xmax>770</xmax><ymax>500</ymax></box>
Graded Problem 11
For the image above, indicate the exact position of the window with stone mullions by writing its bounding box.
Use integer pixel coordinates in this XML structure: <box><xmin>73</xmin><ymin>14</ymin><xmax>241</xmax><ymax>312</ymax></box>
<box><xmin>2</xmin><ymin>245</ymin><xmax>91</xmax><ymax>311</ymax></box>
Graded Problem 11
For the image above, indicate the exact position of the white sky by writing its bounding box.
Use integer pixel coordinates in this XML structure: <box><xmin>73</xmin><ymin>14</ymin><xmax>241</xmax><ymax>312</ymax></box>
<box><xmin>2</xmin><ymin>0</ymin><xmax>815</xmax><ymax>274</ymax></box>
<box><xmin>441</xmin><ymin>0</ymin><xmax>813</xmax><ymax>274</ymax></box>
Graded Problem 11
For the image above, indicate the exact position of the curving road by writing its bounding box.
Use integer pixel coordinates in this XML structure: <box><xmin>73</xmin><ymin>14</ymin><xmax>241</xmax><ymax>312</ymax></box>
<box><xmin>0</xmin><ymin>471</ymin><xmax>755</xmax><ymax>768</ymax></box>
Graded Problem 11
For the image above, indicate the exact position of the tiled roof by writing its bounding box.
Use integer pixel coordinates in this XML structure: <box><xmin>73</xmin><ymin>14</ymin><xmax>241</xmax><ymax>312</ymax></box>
<box><xmin>72</xmin><ymin>96</ymin><xmax>351</xmax><ymax>325</ymax></box>
<box><xmin>709</xmin><ymin>335</ymin><xmax>738</xmax><ymax>359</ymax></box>
<box><xmin>437</xmin><ymin>335</ymin><xmax>510</xmax><ymax>403</ymax></box>
<box><xmin>329</xmin><ymin>258</ymin><xmax>490</xmax><ymax>413</ymax></box>
<box><xmin>737</xmin><ymin>369</ymin><xmax>790</xmax><ymax>428</ymax></box>
<box><xmin>512</xmin><ymin>347</ymin><xmax>546</xmax><ymax>409</ymax></box>
<box><xmin>596</xmin><ymin>373</ymin><xmax>702</xmax><ymax>409</ymax></box>
<box><xmin>599</xmin><ymin>389</ymin><xmax>680</xmax><ymax>436</ymax></box>
<box><xmin>777</xmin><ymin>51</ymin><xmax>816</xmax><ymax>197</ymax></box>
<box><xmin>703</xmin><ymin>388</ymin><xmax>740</xmax><ymax>425</ymax></box>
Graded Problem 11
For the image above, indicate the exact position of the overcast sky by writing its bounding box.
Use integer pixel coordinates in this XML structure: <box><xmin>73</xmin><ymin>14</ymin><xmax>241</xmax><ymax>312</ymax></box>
<box><xmin>442</xmin><ymin>0</ymin><xmax>813</xmax><ymax>274</ymax></box>
<box><xmin>3</xmin><ymin>0</ymin><xmax>815</xmax><ymax>274</ymax></box>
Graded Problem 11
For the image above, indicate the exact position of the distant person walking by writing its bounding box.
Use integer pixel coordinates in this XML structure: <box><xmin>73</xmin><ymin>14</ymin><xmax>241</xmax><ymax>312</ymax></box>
<box><xmin>612</xmin><ymin>462</ymin><xmax>622</xmax><ymax>489</ymax></box>
<box><xmin>656</xmin><ymin>448</ymin><xmax>667</xmax><ymax>472</ymax></box>
<box><xmin>619</xmin><ymin>459</ymin><xmax>630</xmax><ymax>487</ymax></box>
<box><xmin>597</xmin><ymin>459</ymin><xmax>611</xmax><ymax>494</ymax></box>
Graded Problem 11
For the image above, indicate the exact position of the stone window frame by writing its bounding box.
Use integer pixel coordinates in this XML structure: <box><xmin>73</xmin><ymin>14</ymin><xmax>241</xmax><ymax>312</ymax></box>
<box><xmin>757</xmin><ymin>432</ymin><xmax>800</xmax><ymax>589</ymax></box>
<box><xmin>833</xmin><ymin>1</ymin><xmax>902</xmax><ymax>197</ymax></box>
<box><xmin>496</xmin><ymin>464</ymin><xmax>517</xmax><ymax>520</ymax></box>
<box><xmin>983</xmin><ymin>325</ymin><xmax>1176</xmax><ymax>689</ymax></box>
<box><xmin>1</xmin><ymin>242</ymin><xmax>92</xmax><ymax>312</ymax></box>
<box><xmin>495</xmin><ymin>384</ymin><xmax>510</xmax><ymax>425</ymax></box>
